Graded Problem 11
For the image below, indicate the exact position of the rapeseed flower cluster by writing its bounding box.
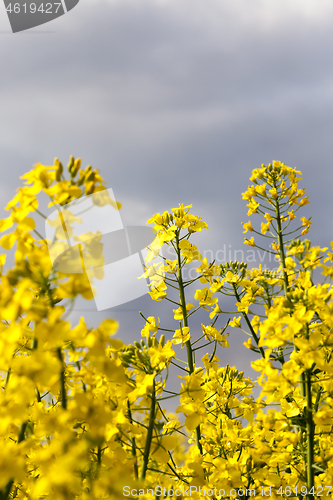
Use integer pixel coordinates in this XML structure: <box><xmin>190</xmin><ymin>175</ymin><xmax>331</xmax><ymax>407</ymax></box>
<box><xmin>0</xmin><ymin>159</ymin><xmax>332</xmax><ymax>500</ymax></box>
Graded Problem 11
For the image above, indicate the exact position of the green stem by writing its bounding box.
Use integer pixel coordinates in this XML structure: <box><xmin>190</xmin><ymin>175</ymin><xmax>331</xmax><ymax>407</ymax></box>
<box><xmin>299</xmin><ymin>371</ymin><xmax>308</xmax><ymax>478</ymax></box>
<box><xmin>126</xmin><ymin>400</ymin><xmax>139</xmax><ymax>479</ymax></box>
<box><xmin>140</xmin><ymin>379</ymin><xmax>156</xmax><ymax>480</ymax></box>
<box><xmin>97</xmin><ymin>446</ymin><xmax>102</xmax><ymax>467</ymax></box>
<box><xmin>18</xmin><ymin>421</ymin><xmax>28</xmax><ymax>443</ymax></box>
<box><xmin>273</xmin><ymin>193</ymin><xmax>288</xmax><ymax>366</ymax></box>
<box><xmin>4</xmin><ymin>368</ymin><xmax>11</xmax><ymax>389</ymax></box>
<box><xmin>274</xmin><ymin>196</ymin><xmax>289</xmax><ymax>294</ymax></box>
<box><xmin>36</xmin><ymin>386</ymin><xmax>42</xmax><ymax>403</ymax></box>
<box><xmin>57</xmin><ymin>347</ymin><xmax>67</xmax><ymax>410</ymax></box>
<box><xmin>176</xmin><ymin>232</ymin><xmax>203</xmax><ymax>455</ymax></box>
<box><xmin>305</xmin><ymin>369</ymin><xmax>314</xmax><ymax>500</ymax></box>
<box><xmin>232</xmin><ymin>284</ymin><xmax>265</xmax><ymax>359</ymax></box>
<box><xmin>0</xmin><ymin>481</ymin><xmax>14</xmax><ymax>500</ymax></box>
<box><xmin>274</xmin><ymin>178</ymin><xmax>315</xmax><ymax>493</ymax></box>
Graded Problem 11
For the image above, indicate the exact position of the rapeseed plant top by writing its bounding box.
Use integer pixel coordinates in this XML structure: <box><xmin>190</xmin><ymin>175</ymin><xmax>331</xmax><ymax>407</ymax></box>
<box><xmin>0</xmin><ymin>158</ymin><xmax>332</xmax><ymax>499</ymax></box>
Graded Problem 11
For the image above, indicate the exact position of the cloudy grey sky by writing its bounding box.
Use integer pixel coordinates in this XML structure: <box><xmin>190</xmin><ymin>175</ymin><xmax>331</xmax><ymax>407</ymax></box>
<box><xmin>1</xmin><ymin>0</ymin><xmax>333</xmax><ymax>399</ymax></box>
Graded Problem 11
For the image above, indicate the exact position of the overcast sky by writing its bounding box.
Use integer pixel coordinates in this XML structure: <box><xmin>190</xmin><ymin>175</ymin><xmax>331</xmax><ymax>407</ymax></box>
<box><xmin>1</xmin><ymin>0</ymin><xmax>333</xmax><ymax>400</ymax></box>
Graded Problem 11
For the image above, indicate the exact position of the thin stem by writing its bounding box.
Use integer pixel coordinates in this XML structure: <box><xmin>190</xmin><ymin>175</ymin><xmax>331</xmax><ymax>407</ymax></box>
<box><xmin>305</xmin><ymin>369</ymin><xmax>314</xmax><ymax>500</ymax></box>
<box><xmin>97</xmin><ymin>446</ymin><xmax>102</xmax><ymax>467</ymax></box>
<box><xmin>176</xmin><ymin>231</ymin><xmax>203</xmax><ymax>455</ymax></box>
<box><xmin>33</xmin><ymin>229</ymin><xmax>47</xmax><ymax>244</ymax></box>
<box><xmin>126</xmin><ymin>401</ymin><xmax>139</xmax><ymax>479</ymax></box>
<box><xmin>4</xmin><ymin>367</ymin><xmax>11</xmax><ymax>389</ymax></box>
<box><xmin>232</xmin><ymin>283</ymin><xmax>265</xmax><ymax>358</ymax></box>
<box><xmin>274</xmin><ymin>194</ymin><xmax>289</xmax><ymax>294</ymax></box>
<box><xmin>36</xmin><ymin>386</ymin><xmax>42</xmax><ymax>403</ymax></box>
<box><xmin>0</xmin><ymin>481</ymin><xmax>14</xmax><ymax>500</ymax></box>
<box><xmin>140</xmin><ymin>379</ymin><xmax>156</xmax><ymax>480</ymax></box>
<box><xmin>57</xmin><ymin>347</ymin><xmax>67</xmax><ymax>410</ymax></box>
<box><xmin>18</xmin><ymin>422</ymin><xmax>28</xmax><ymax>444</ymax></box>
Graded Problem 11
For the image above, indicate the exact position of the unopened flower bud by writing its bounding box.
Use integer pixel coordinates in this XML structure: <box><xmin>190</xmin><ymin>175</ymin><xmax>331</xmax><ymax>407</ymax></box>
<box><xmin>54</xmin><ymin>158</ymin><xmax>63</xmax><ymax>181</ymax></box>
<box><xmin>67</xmin><ymin>156</ymin><xmax>75</xmax><ymax>173</ymax></box>
<box><xmin>136</xmin><ymin>350</ymin><xmax>146</xmax><ymax>365</ymax></box>
<box><xmin>72</xmin><ymin>158</ymin><xmax>81</xmax><ymax>177</ymax></box>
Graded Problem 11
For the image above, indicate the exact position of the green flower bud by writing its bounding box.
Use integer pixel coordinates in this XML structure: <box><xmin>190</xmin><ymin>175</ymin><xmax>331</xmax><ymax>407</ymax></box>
<box><xmin>72</xmin><ymin>158</ymin><xmax>81</xmax><ymax>177</ymax></box>
<box><xmin>152</xmin><ymin>337</ymin><xmax>158</xmax><ymax>347</ymax></box>
<box><xmin>136</xmin><ymin>350</ymin><xmax>146</xmax><ymax>365</ymax></box>
<box><xmin>67</xmin><ymin>155</ymin><xmax>75</xmax><ymax>173</ymax></box>
<box><xmin>120</xmin><ymin>352</ymin><xmax>133</xmax><ymax>364</ymax></box>
<box><xmin>54</xmin><ymin>158</ymin><xmax>63</xmax><ymax>181</ymax></box>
